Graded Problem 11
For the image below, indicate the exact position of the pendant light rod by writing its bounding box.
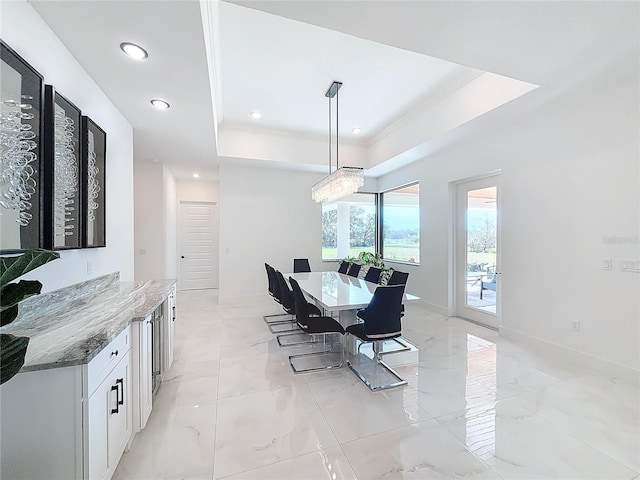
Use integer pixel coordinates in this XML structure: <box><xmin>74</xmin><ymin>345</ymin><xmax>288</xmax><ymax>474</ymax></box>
<box><xmin>336</xmin><ymin>85</ymin><xmax>339</xmax><ymax>170</ymax></box>
<box><xmin>326</xmin><ymin>81</ymin><xmax>342</xmax><ymax>173</ymax></box>
<box><xmin>328</xmin><ymin>88</ymin><xmax>332</xmax><ymax>174</ymax></box>
<box><xmin>312</xmin><ymin>80</ymin><xmax>363</xmax><ymax>203</ymax></box>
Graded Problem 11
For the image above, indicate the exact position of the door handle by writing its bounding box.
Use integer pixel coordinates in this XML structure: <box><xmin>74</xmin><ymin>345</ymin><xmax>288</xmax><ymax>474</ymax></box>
<box><xmin>117</xmin><ymin>378</ymin><xmax>124</xmax><ymax>406</ymax></box>
<box><xmin>111</xmin><ymin>384</ymin><xmax>119</xmax><ymax>414</ymax></box>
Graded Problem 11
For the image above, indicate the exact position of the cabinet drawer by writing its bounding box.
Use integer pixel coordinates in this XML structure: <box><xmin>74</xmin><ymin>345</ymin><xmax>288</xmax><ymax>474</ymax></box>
<box><xmin>88</xmin><ymin>326</ymin><xmax>131</xmax><ymax>396</ymax></box>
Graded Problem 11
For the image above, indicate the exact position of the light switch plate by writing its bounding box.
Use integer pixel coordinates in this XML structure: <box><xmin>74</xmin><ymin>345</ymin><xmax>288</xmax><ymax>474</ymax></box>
<box><xmin>602</xmin><ymin>259</ymin><xmax>612</xmax><ymax>271</ymax></box>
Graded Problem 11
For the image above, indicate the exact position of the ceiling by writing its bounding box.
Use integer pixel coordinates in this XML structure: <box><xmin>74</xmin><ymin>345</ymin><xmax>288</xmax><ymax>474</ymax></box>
<box><xmin>29</xmin><ymin>0</ymin><xmax>638</xmax><ymax>180</ymax></box>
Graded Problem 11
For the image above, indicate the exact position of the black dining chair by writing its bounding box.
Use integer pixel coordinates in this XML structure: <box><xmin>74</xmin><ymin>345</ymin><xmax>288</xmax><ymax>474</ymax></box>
<box><xmin>265</xmin><ymin>263</ymin><xmax>275</xmax><ymax>296</ymax></box>
<box><xmin>284</xmin><ymin>277</ymin><xmax>345</xmax><ymax>373</ymax></box>
<box><xmin>387</xmin><ymin>270</ymin><xmax>409</xmax><ymax>285</ymax></box>
<box><xmin>363</xmin><ymin>266</ymin><xmax>382</xmax><ymax>283</ymax></box>
<box><xmin>345</xmin><ymin>284</ymin><xmax>408</xmax><ymax>391</ymax></box>
<box><xmin>338</xmin><ymin>260</ymin><xmax>350</xmax><ymax>274</ymax></box>
<box><xmin>347</xmin><ymin>263</ymin><xmax>361</xmax><ymax>278</ymax></box>
<box><xmin>293</xmin><ymin>258</ymin><xmax>311</xmax><ymax>273</ymax></box>
<box><xmin>269</xmin><ymin>270</ymin><xmax>322</xmax><ymax>334</ymax></box>
<box><xmin>264</xmin><ymin>265</ymin><xmax>294</xmax><ymax>326</ymax></box>
<box><xmin>386</xmin><ymin>270</ymin><xmax>409</xmax><ymax>316</ymax></box>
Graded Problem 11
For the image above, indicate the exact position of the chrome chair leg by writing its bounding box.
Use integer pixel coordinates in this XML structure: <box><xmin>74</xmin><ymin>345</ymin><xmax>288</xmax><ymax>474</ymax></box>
<box><xmin>276</xmin><ymin>331</ymin><xmax>319</xmax><ymax>347</ymax></box>
<box><xmin>263</xmin><ymin>312</ymin><xmax>295</xmax><ymax>324</ymax></box>
<box><xmin>288</xmin><ymin>333</ymin><xmax>344</xmax><ymax>373</ymax></box>
<box><xmin>268</xmin><ymin>319</ymin><xmax>300</xmax><ymax>334</ymax></box>
<box><xmin>347</xmin><ymin>337</ymin><xmax>408</xmax><ymax>392</ymax></box>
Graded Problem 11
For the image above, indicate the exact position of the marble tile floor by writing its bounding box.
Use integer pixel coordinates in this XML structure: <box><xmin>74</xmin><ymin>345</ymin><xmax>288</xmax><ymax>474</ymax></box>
<box><xmin>114</xmin><ymin>290</ymin><xmax>640</xmax><ymax>480</ymax></box>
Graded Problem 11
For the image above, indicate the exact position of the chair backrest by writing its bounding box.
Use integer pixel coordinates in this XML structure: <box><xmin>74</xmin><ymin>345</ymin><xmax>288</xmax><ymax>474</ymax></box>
<box><xmin>275</xmin><ymin>270</ymin><xmax>295</xmax><ymax>313</ymax></box>
<box><xmin>358</xmin><ymin>284</ymin><xmax>405</xmax><ymax>338</ymax></box>
<box><xmin>363</xmin><ymin>266</ymin><xmax>382</xmax><ymax>283</ymax></box>
<box><xmin>289</xmin><ymin>277</ymin><xmax>311</xmax><ymax>327</ymax></box>
<box><xmin>338</xmin><ymin>261</ymin><xmax>349</xmax><ymax>274</ymax></box>
<box><xmin>347</xmin><ymin>263</ymin><xmax>361</xmax><ymax>277</ymax></box>
<box><xmin>387</xmin><ymin>270</ymin><xmax>409</xmax><ymax>286</ymax></box>
<box><xmin>265</xmin><ymin>263</ymin><xmax>274</xmax><ymax>295</ymax></box>
<box><xmin>268</xmin><ymin>265</ymin><xmax>283</xmax><ymax>303</ymax></box>
<box><xmin>293</xmin><ymin>258</ymin><xmax>311</xmax><ymax>273</ymax></box>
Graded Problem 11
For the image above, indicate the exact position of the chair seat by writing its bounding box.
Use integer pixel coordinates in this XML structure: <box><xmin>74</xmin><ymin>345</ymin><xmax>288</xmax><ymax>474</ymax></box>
<box><xmin>346</xmin><ymin>322</ymin><xmax>401</xmax><ymax>341</ymax></box>
<box><xmin>304</xmin><ymin>317</ymin><xmax>345</xmax><ymax>335</ymax></box>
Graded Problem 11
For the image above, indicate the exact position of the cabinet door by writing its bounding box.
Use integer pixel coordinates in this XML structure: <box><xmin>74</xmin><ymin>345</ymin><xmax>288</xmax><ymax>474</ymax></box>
<box><xmin>139</xmin><ymin>319</ymin><xmax>153</xmax><ymax>429</ymax></box>
<box><xmin>108</xmin><ymin>351</ymin><xmax>132</xmax><ymax>473</ymax></box>
<box><xmin>87</xmin><ymin>372</ymin><xmax>115</xmax><ymax>480</ymax></box>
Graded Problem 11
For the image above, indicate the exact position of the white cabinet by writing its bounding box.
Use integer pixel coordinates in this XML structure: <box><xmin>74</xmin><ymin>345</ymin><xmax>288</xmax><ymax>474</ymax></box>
<box><xmin>0</xmin><ymin>325</ymin><xmax>132</xmax><ymax>480</ymax></box>
<box><xmin>132</xmin><ymin>315</ymin><xmax>153</xmax><ymax>433</ymax></box>
<box><xmin>87</xmin><ymin>350</ymin><xmax>132</xmax><ymax>480</ymax></box>
<box><xmin>0</xmin><ymin>285</ymin><xmax>177</xmax><ymax>480</ymax></box>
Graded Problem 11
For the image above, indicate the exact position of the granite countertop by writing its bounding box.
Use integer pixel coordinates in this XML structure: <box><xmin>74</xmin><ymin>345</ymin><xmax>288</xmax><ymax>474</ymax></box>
<box><xmin>0</xmin><ymin>273</ymin><xmax>176</xmax><ymax>372</ymax></box>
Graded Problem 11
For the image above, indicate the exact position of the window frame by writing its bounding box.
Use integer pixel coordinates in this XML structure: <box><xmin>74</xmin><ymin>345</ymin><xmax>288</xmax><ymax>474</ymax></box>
<box><xmin>379</xmin><ymin>181</ymin><xmax>420</xmax><ymax>266</ymax></box>
<box><xmin>321</xmin><ymin>191</ymin><xmax>379</xmax><ymax>262</ymax></box>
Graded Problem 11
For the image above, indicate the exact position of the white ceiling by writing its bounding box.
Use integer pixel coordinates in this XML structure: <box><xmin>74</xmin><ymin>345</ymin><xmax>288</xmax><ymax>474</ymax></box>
<box><xmin>29</xmin><ymin>0</ymin><xmax>217</xmax><ymax>178</ymax></box>
<box><xmin>29</xmin><ymin>0</ymin><xmax>639</xmax><ymax>180</ymax></box>
<box><xmin>219</xmin><ymin>1</ymin><xmax>481</xmax><ymax>142</ymax></box>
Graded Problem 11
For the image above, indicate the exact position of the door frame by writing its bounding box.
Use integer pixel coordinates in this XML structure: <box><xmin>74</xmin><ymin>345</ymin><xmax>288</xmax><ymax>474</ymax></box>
<box><xmin>450</xmin><ymin>171</ymin><xmax>502</xmax><ymax>329</ymax></box>
<box><xmin>177</xmin><ymin>200</ymin><xmax>219</xmax><ymax>291</ymax></box>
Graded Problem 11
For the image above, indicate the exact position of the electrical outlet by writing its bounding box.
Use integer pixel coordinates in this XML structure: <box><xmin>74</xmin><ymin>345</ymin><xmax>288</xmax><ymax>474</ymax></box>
<box><xmin>602</xmin><ymin>259</ymin><xmax>612</xmax><ymax>271</ymax></box>
<box><xmin>571</xmin><ymin>320</ymin><xmax>581</xmax><ymax>332</ymax></box>
<box><xmin>86</xmin><ymin>261</ymin><xmax>92</xmax><ymax>275</ymax></box>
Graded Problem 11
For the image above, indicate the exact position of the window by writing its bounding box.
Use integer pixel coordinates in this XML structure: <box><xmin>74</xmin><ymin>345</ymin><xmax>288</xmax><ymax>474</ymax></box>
<box><xmin>381</xmin><ymin>183</ymin><xmax>420</xmax><ymax>264</ymax></box>
<box><xmin>322</xmin><ymin>193</ymin><xmax>376</xmax><ymax>260</ymax></box>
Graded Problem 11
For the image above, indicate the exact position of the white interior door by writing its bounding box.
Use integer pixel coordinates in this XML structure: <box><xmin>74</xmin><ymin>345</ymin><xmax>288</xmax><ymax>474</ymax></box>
<box><xmin>455</xmin><ymin>174</ymin><xmax>501</xmax><ymax>329</ymax></box>
<box><xmin>179</xmin><ymin>202</ymin><xmax>218</xmax><ymax>290</ymax></box>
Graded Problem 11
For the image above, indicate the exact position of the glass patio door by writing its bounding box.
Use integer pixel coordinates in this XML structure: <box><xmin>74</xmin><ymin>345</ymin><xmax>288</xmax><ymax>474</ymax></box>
<box><xmin>455</xmin><ymin>175</ymin><xmax>500</xmax><ymax>328</ymax></box>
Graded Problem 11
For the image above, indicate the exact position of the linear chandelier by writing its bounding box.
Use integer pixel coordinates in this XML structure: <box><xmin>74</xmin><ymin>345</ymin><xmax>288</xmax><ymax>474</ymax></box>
<box><xmin>312</xmin><ymin>81</ymin><xmax>364</xmax><ymax>203</ymax></box>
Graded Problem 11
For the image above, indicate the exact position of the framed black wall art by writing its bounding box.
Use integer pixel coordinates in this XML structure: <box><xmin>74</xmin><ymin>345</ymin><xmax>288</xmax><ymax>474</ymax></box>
<box><xmin>43</xmin><ymin>85</ymin><xmax>83</xmax><ymax>250</ymax></box>
<box><xmin>0</xmin><ymin>41</ymin><xmax>45</xmax><ymax>253</ymax></box>
<box><xmin>80</xmin><ymin>116</ymin><xmax>106</xmax><ymax>248</ymax></box>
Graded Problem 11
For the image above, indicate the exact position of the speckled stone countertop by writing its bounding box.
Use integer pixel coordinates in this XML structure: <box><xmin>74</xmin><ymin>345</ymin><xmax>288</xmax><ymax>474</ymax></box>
<box><xmin>0</xmin><ymin>273</ymin><xmax>176</xmax><ymax>372</ymax></box>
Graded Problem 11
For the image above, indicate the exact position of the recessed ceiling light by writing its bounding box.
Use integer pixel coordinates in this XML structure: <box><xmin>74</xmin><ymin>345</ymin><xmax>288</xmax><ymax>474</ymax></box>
<box><xmin>150</xmin><ymin>99</ymin><xmax>170</xmax><ymax>110</ymax></box>
<box><xmin>193</xmin><ymin>173</ymin><xmax>200</xmax><ymax>178</ymax></box>
<box><xmin>352</xmin><ymin>127</ymin><xmax>361</xmax><ymax>134</ymax></box>
<box><xmin>120</xmin><ymin>42</ymin><xmax>148</xmax><ymax>60</ymax></box>
<box><xmin>250</xmin><ymin>111</ymin><xmax>261</xmax><ymax>119</ymax></box>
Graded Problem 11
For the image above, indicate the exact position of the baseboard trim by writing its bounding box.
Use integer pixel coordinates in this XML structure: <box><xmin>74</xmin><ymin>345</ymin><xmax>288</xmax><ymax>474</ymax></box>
<box><xmin>500</xmin><ymin>326</ymin><xmax>640</xmax><ymax>383</ymax></box>
<box><xmin>415</xmin><ymin>300</ymin><xmax>449</xmax><ymax>316</ymax></box>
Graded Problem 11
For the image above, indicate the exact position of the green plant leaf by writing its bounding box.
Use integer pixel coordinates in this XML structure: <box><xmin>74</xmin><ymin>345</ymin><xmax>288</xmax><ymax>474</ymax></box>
<box><xmin>0</xmin><ymin>250</ymin><xmax>59</xmax><ymax>287</ymax></box>
<box><xmin>0</xmin><ymin>280</ymin><xmax>42</xmax><ymax>326</ymax></box>
<box><xmin>0</xmin><ymin>305</ymin><xmax>19</xmax><ymax>327</ymax></box>
<box><xmin>0</xmin><ymin>333</ymin><xmax>29</xmax><ymax>385</ymax></box>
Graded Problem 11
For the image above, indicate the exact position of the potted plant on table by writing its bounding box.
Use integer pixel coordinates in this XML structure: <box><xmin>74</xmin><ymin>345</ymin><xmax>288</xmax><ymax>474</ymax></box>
<box><xmin>0</xmin><ymin>250</ymin><xmax>59</xmax><ymax>385</ymax></box>
<box><xmin>356</xmin><ymin>251</ymin><xmax>394</xmax><ymax>283</ymax></box>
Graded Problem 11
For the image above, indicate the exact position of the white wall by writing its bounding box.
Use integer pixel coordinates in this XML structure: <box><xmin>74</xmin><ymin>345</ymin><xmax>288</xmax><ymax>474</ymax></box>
<box><xmin>163</xmin><ymin>167</ymin><xmax>177</xmax><ymax>279</ymax></box>
<box><xmin>377</xmin><ymin>64</ymin><xmax>639</xmax><ymax>371</ymax></box>
<box><xmin>217</xmin><ymin>166</ymin><xmax>380</xmax><ymax>302</ymax></box>
<box><xmin>133</xmin><ymin>163</ymin><xmax>179</xmax><ymax>281</ymax></box>
<box><xmin>218</xmin><ymin>165</ymin><xmax>323</xmax><ymax>301</ymax></box>
<box><xmin>134</xmin><ymin>162</ymin><xmax>165</xmax><ymax>280</ymax></box>
<box><xmin>176</xmin><ymin>179</ymin><xmax>219</xmax><ymax>203</ymax></box>
<box><xmin>2</xmin><ymin>1</ymin><xmax>134</xmax><ymax>292</ymax></box>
